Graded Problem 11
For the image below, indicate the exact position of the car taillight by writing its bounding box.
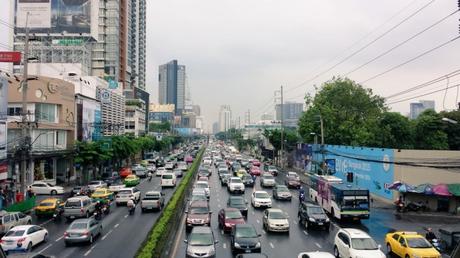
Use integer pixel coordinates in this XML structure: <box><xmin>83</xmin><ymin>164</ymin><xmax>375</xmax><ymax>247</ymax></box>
<box><xmin>83</xmin><ymin>231</ymin><xmax>90</xmax><ymax>236</ymax></box>
<box><xmin>17</xmin><ymin>237</ymin><xmax>26</xmax><ymax>243</ymax></box>
<box><xmin>64</xmin><ymin>232</ymin><xmax>69</xmax><ymax>237</ymax></box>
<box><xmin>80</xmin><ymin>208</ymin><xmax>84</xmax><ymax>214</ymax></box>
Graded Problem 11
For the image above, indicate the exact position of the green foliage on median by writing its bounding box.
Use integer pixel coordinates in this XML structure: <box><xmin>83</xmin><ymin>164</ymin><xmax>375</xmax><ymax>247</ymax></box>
<box><xmin>136</xmin><ymin>148</ymin><xmax>204</xmax><ymax>258</ymax></box>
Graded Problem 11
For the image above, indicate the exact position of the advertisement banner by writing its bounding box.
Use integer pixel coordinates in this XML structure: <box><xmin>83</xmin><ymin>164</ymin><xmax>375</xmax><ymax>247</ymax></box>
<box><xmin>313</xmin><ymin>145</ymin><xmax>394</xmax><ymax>200</ymax></box>
<box><xmin>15</xmin><ymin>0</ymin><xmax>97</xmax><ymax>37</ymax></box>
<box><xmin>0</xmin><ymin>161</ymin><xmax>7</xmax><ymax>181</ymax></box>
<box><xmin>0</xmin><ymin>122</ymin><xmax>6</xmax><ymax>160</ymax></box>
<box><xmin>0</xmin><ymin>52</ymin><xmax>22</xmax><ymax>64</ymax></box>
<box><xmin>0</xmin><ymin>77</ymin><xmax>7</xmax><ymax>120</ymax></box>
<box><xmin>82</xmin><ymin>99</ymin><xmax>101</xmax><ymax>142</ymax></box>
<box><xmin>16</xmin><ymin>0</ymin><xmax>51</xmax><ymax>29</ymax></box>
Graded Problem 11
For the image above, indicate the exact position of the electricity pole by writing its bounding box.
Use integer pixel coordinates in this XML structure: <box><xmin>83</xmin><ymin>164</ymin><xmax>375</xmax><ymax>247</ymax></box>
<box><xmin>19</xmin><ymin>13</ymin><xmax>31</xmax><ymax>195</ymax></box>
<box><xmin>280</xmin><ymin>85</ymin><xmax>284</xmax><ymax>169</ymax></box>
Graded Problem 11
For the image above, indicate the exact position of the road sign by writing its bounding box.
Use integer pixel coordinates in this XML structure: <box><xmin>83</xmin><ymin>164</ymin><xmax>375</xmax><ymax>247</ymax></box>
<box><xmin>100</xmin><ymin>89</ymin><xmax>112</xmax><ymax>104</ymax></box>
<box><xmin>0</xmin><ymin>52</ymin><xmax>21</xmax><ymax>64</ymax></box>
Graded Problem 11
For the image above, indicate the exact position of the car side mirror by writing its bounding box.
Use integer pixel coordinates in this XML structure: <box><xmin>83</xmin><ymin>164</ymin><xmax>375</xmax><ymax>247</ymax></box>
<box><xmin>257</xmin><ymin>234</ymin><xmax>262</xmax><ymax>237</ymax></box>
<box><xmin>183</xmin><ymin>239</ymin><xmax>188</xmax><ymax>243</ymax></box>
<box><xmin>215</xmin><ymin>240</ymin><xmax>219</xmax><ymax>244</ymax></box>
<box><xmin>209</xmin><ymin>211</ymin><xmax>213</xmax><ymax>214</ymax></box>
<box><xmin>378</xmin><ymin>244</ymin><xmax>381</xmax><ymax>249</ymax></box>
<box><xmin>185</xmin><ymin>211</ymin><xmax>188</xmax><ymax>214</ymax></box>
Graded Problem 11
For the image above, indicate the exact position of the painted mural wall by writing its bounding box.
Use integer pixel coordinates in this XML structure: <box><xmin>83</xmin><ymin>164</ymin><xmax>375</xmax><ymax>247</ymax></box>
<box><xmin>312</xmin><ymin>145</ymin><xmax>395</xmax><ymax>200</ymax></box>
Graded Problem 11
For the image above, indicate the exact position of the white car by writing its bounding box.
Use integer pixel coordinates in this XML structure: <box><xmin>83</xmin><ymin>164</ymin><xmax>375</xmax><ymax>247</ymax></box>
<box><xmin>1</xmin><ymin>225</ymin><xmax>48</xmax><ymax>252</ymax></box>
<box><xmin>146</xmin><ymin>165</ymin><xmax>156</xmax><ymax>173</ymax></box>
<box><xmin>334</xmin><ymin>228</ymin><xmax>385</xmax><ymax>258</ymax></box>
<box><xmin>203</xmin><ymin>158</ymin><xmax>212</xmax><ymax>165</ymax></box>
<box><xmin>251</xmin><ymin>190</ymin><xmax>272</xmax><ymax>208</ymax></box>
<box><xmin>165</xmin><ymin>162</ymin><xmax>175</xmax><ymax>170</ymax></box>
<box><xmin>88</xmin><ymin>180</ymin><xmax>107</xmax><ymax>191</ymax></box>
<box><xmin>297</xmin><ymin>252</ymin><xmax>335</xmax><ymax>258</ymax></box>
<box><xmin>287</xmin><ymin>171</ymin><xmax>300</xmax><ymax>180</ymax></box>
<box><xmin>178</xmin><ymin>162</ymin><xmax>188</xmax><ymax>171</ymax></box>
<box><xmin>262</xmin><ymin>208</ymin><xmax>289</xmax><ymax>233</ymax></box>
<box><xmin>29</xmin><ymin>181</ymin><xmax>65</xmax><ymax>195</ymax></box>
<box><xmin>260</xmin><ymin>173</ymin><xmax>276</xmax><ymax>187</ymax></box>
<box><xmin>227</xmin><ymin>177</ymin><xmax>245</xmax><ymax>194</ymax></box>
<box><xmin>156</xmin><ymin>167</ymin><xmax>167</xmax><ymax>177</ymax></box>
<box><xmin>161</xmin><ymin>173</ymin><xmax>177</xmax><ymax>188</ymax></box>
<box><xmin>115</xmin><ymin>187</ymin><xmax>141</xmax><ymax>205</ymax></box>
<box><xmin>108</xmin><ymin>180</ymin><xmax>125</xmax><ymax>193</ymax></box>
<box><xmin>194</xmin><ymin>181</ymin><xmax>210</xmax><ymax>198</ymax></box>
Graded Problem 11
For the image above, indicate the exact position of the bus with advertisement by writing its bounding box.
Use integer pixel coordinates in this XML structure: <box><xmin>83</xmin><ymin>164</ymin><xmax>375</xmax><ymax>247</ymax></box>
<box><xmin>308</xmin><ymin>175</ymin><xmax>370</xmax><ymax>221</ymax></box>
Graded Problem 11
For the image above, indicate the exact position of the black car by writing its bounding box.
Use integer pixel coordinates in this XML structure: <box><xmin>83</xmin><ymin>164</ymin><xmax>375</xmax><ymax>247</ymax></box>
<box><xmin>227</xmin><ymin>196</ymin><xmax>248</xmax><ymax>217</ymax></box>
<box><xmin>298</xmin><ymin>202</ymin><xmax>330</xmax><ymax>230</ymax></box>
<box><xmin>231</xmin><ymin>224</ymin><xmax>261</xmax><ymax>255</ymax></box>
<box><xmin>241</xmin><ymin>174</ymin><xmax>254</xmax><ymax>187</ymax></box>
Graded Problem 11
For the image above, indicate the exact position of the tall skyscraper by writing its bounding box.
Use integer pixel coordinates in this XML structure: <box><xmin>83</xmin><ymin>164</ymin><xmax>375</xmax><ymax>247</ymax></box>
<box><xmin>275</xmin><ymin>102</ymin><xmax>304</xmax><ymax>127</ymax></box>
<box><xmin>158</xmin><ymin>60</ymin><xmax>186</xmax><ymax>115</ymax></box>
<box><xmin>410</xmin><ymin>100</ymin><xmax>435</xmax><ymax>120</ymax></box>
<box><xmin>219</xmin><ymin>105</ymin><xmax>232</xmax><ymax>132</ymax></box>
<box><xmin>128</xmin><ymin>0</ymin><xmax>146</xmax><ymax>90</ymax></box>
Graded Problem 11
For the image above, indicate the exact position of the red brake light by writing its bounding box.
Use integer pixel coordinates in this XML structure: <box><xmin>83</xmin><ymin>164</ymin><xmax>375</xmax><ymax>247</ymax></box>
<box><xmin>17</xmin><ymin>237</ymin><xmax>26</xmax><ymax>243</ymax></box>
<box><xmin>80</xmin><ymin>208</ymin><xmax>84</xmax><ymax>214</ymax></box>
<box><xmin>64</xmin><ymin>232</ymin><xmax>69</xmax><ymax>237</ymax></box>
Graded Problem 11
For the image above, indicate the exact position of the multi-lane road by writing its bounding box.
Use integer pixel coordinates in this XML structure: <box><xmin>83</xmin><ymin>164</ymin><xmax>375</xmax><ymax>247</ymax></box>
<box><xmin>172</xmin><ymin>161</ymin><xmax>451</xmax><ymax>258</ymax></box>
<box><xmin>15</xmin><ymin>174</ymin><xmax>184</xmax><ymax>258</ymax></box>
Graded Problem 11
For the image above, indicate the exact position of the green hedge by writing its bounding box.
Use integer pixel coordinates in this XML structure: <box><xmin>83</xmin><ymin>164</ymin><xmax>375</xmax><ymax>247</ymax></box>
<box><xmin>136</xmin><ymin>148</ymin><xmax>204</xmax><ymax>258</ymax></box>
<box><xmin>5</xmin><ymin>197</ymin><xmax>36</xmax><ymax>213</ymax></box>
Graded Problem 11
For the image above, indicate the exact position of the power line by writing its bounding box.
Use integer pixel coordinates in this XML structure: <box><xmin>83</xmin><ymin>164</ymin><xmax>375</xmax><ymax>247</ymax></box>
<box><xmin>284</xmin><ymin>0</ymin><xmax>436</xmax><ymax>94</ymax></box>
<box><xmin>387</xmin><ymin>82</ymin><xmax>460</xmax><ymax>105</ymax></box>
<box><xmin>345</xmin><ymin>8</ymin><xmax>460</xmax><ymax>76</ymax></box>
<box><xmin>359</xmin><ymin>35</ymin><xmax>460</xmax><ymax>84</ymax></box>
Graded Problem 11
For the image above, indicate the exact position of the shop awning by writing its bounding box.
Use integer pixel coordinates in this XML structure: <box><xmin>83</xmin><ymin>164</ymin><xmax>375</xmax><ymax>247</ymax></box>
<box><xmin>447</xmin><ymin>184</ymin><xmax>460</xmax><ymax>197</ymax></box>
<box><xmin>411</xmin><ymin>183</ymin><xmax>434</xmax><ymax>195</ymax></box>
<box><xmin>432</xmin><ymin>184</ymin><xmax>452</xmax><ymax>197</ymax></box>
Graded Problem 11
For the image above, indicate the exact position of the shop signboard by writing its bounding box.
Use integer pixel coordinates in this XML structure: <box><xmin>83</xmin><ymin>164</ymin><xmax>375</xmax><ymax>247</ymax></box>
<box><xmin>0</xmin><ymin>77</ymin><xmax>8</xmax><ymax>160</ymax></box>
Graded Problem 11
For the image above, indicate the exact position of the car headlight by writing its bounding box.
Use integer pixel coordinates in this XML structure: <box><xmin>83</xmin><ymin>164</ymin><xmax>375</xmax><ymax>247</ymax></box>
<box><xmin>186</xmin><ymin>248</ymin><xmax>194</xmax><ymax>255</ymax></box>
<box><xmin>325</xmin><ymin>218</ymin><xmax>330</xmax><ymax>222</ymax></box>
<box><xmin>225</xmin><ymin>223</ymin><xmax>232</xmax><ymax>227</ymax></box>
<box><xmin>255</xmin><ymin>242</ymin><xmax>261</xmax><ymax>248</ymax></box>
<box><xmin>208</xmin><ymin>247</ymin><xmax>216</xmax><ymax>255</ymax></box>
<box><xmin>309</xmin><ymin>218</ymin><xmax>315</xmax><ymax>222</ymax></box>
<box><xmin>234</xmin><ymin>242</ymin><xmax>241</xmax><ymax>248</ymax></box>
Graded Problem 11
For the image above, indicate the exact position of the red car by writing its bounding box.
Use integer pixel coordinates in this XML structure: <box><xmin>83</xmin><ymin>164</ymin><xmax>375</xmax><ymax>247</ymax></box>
<box><xmin>218</xmin><ymin>208</ymin><xmax>245</xmax><ymax>233</ymax></box>
<box><xmin>119</xmin><ymin>167</ymin><xmax>132</xmax><ymax>178</ymax></box>
<box><xmin>285</xmin><ymin>176</ymin><xmax>301</xmax><ymax>189</ymax></box>
<box><xmin>250</xmin><ymin>166</ymin><xmax>261</xmax><ymax>176</ymax></box>
<box><xmin>251</xmin><ymin>159</ymin><xmax>261</xmax><ymax>167</ymax></box>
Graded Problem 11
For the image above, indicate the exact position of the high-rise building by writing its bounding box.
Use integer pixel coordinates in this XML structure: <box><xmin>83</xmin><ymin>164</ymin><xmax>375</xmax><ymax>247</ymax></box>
<box><xmin>218</xmin><ymin>105</ymin><xmax>232</xmax><ymax>132</ymax></box>
<box><xmin>158</xmin><ymin>60</ymin><xmax>186</xmax><ymax>115</ymax></box>
<box><xmin>212</xmin><ymin>122</ymin><xmax>219</xmax><ymax>135</ymax></box>
<box><xmin>410</xmin><ymin>100</ymin><xmax>435</xmax><ymax>120</ymax></box>
<box><xmin>127</xmin><ymin>0</ymin><xmax>146</xmax><ymax>89</ymax></box>
<box><xmin>261</xmin><ymin>113</ymin><xmax>273</xmax><ymax>121</ymax></box>
<box><xmin>275</xmin><ymin>102</ymin><xmax>304</xmax><ymax>128</ymax></box>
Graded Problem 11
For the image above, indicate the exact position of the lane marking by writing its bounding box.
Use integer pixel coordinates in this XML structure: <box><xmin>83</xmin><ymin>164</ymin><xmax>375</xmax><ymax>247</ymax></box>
<box><xmin>101</xmin><ymin>229</ymin><xmax>114</xmax><ymax>240</ymax></box>
<box><xmin>221</xmin><ymin>230</ymin><xmax>224</xmax><ymax>235</ymax></box>
<box><xmin>223</xmin><ymin>243</ymin><xmax>227</xmax><ymax>249</ymax></box>
<box><xmin>55</xmin><ymin>235</ymin><xmax>64</xmax><ymax>242</ymax></box>
<box><xmin>252</xmin><ymin>211</ymin><xmax>255</xmax><ymax>215</ymax></box>
<box><xmin>114</xmin><ymin>223</ymin><xmax>120</xmax><ymax>228</ymax></box>
<box><xmin>303</xmin><ymin>230</ymin><xmax>309</xmax><ymax>236</ymax></box>
<box><xmin>269</xmin><ymin>242</ymin><xmax>274</xmax><ymax>249</ymax></box>
<box><xmin>37</xmin><ymin>244</ymin><xmax>53</xmax><ymax>254</ymax></box>
<box><xmin>39</xmin><ymin>218</ymin><xmax>53</xmax><ymax>227</ymax></box>
<box><xmin>293</xmin><ymin>220</ymin><xmax>297</xmax><ymax>225</ymax></box>
<box><xmin>256</xmin><ymin>219</ymin><xmax>260</xmax><ymax>224</ymax></box>
<box><xmin>124</xmin><ymin>215</ymin><xmax>128</xmax><ymax>218</ymax></box>
<box><xmin>84</xmin><ymin>245</ymin><xmax>96</xmax><ymax>256</ymax></box>
<box><xmin>170</xmin><ymin>209</ymin><xmax>187</xmax><ymax>258</ymax></box>
<box><xmin>315</xmin><ymin>242</ymin><xmax>322</xmax><ymax>248</ymax></box>
<box><xmin>262</xmin><ymin>230</ymin><xmax>266</xmax><ymax>234</ymax></box>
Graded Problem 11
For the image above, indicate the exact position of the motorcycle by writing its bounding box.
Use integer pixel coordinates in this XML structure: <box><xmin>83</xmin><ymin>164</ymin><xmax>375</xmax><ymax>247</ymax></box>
<box><xmin>299</xmin><ymin>192</ymin><xmax>305</xmax><ymax>203</ymax></box>
<box><xmin>406</xmin><ymin>201</ymin><xmax>427</xmax><ymax>212</ymax></box>
<box><xmin>53</xmin><ymin>209</ymin><xmax>62</xmax><ymax>221</ymax></box>
<box><xmin>128</xmin><ymin>202</ymin><xmax>136</xmax><ymax>215</ymax></box>
<box><xmin>395</xmin><ymin>201</ymin><xmax>405</xmax><ymax>213</ymax></box>
<box><xmin>94</xmin><ymin>209</ymin><xmax>102</xmax><ymax>220</ymax></box>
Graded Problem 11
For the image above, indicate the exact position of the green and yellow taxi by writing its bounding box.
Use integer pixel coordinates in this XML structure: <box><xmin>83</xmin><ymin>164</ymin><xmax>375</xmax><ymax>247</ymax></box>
<box><xmin>385</xmin><ymin>231</ymin><xmax>441</xmax><ymax>258</ymax></box>
<box><xmin>34</xmin><ymin>198</ymin><xmax>64</xmax><ymax>217</ymax></box>
<box><xmin>91</xmin><ymin>188</ymin><xmax>114</xmax><ymax>201</ymax></box>
<box><xmin>235</xmin><ymin>169</ymin><xmax>247</xmax><ymax>179</ymax></box>
<box><xmin>124</xmin><ymin>175</ymin><xmax>140</xmax><ymax>187</ymax></box>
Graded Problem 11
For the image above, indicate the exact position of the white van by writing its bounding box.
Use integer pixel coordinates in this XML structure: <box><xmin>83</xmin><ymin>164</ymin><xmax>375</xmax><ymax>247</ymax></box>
<box><xmin>161</xmin><ymin>173</ymin><xmax>177</xmax><ymax>188</ymax></box>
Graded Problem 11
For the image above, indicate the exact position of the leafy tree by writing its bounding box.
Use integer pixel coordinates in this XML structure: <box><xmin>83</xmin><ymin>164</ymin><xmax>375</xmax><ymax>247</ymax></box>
<box><xmin>298</xmin><ymin>77</ymin><xmax>386</xmax><ymax>146</ymax></box>
<box><xmin>413</xmin><ymin>109</ymin><xmax>449</xmax><ymax>150</ymax></box>
<box><xmin>440</xmin><ymin>110</ymin><xmax>460</xmax><ymax>150</ymax></box>
<box><xmin>263</xmin><ymin>129</ymin><xmax>298</xmax><ymax>153</ymax></box>
<box><xmin>375</xmin><ymin>112</ymin><xmax>414</xmax><ymax>149</ymax></box>
<box><xmin>149</xmin><ymin>122</ymin><xmax>171</xmax><ymax>132</ymax></box>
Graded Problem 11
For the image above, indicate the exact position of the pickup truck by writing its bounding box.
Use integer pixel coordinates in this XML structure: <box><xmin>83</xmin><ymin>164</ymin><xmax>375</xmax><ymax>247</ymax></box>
<box><xmin>0</xmin><ymin>211</ymin><xmax>32</xmax><ymax>235</ymax></box>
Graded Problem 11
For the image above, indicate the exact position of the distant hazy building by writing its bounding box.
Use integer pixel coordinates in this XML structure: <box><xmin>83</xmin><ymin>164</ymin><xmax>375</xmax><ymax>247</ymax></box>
<box><xmin>212</xmin><ymin>122</ymin><xmax>219</xmax><ymax>135</ymax></box>
<box><xmin>410</xmin><ymin>100</ymin><xmax>435</xmax><ymax>120</ymax></box>
<box><xmin>158</xmin><ymin>60</ymin><xmax>186</xmax><ymax>115</ymax></box>
<box><xmin>261</xmin><ymin>113</ymin><xmax>273</xmax><ymax>121</ymax></box>
<box><xmin>275</xmin><ymin>102</ymin><xmax>304</xmax><ymax>128</ymax></box>
<box><xmin>148</xmin><ymin>104</ymin><xmax>175</xmax><ymax>124</ymax></box>
<box><xmin>219</xmin><ymin>105</ymin><xmax>232</xmax><ymax>132</ymax></box>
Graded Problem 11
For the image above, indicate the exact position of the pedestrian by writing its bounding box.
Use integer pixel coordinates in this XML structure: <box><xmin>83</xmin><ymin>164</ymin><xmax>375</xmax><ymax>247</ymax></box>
<box><xmin>26</xmin><ymin>186</ymin><xmax>34</xmax><ymax>199</ymax></box>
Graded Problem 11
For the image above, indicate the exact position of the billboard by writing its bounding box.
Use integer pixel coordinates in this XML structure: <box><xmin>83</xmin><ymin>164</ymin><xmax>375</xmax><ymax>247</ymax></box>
<box><xmin>313</xmin><ymin>145</ymin><xmax>394</xmax><ymax>200</ymax></box>
<box><xmin>82</xmin><ymin>99</ymin><xmax>101</xmax><ymax>142</ymax></box>
<box><xmin>0</xmin><ymin>77</ymin><xmax>7</xmax><ymax>160</ymax></box>
<box><xmin>15</xmin><ymin>0</ymin><xmax>98</xmax><ymax>38</ymax></box>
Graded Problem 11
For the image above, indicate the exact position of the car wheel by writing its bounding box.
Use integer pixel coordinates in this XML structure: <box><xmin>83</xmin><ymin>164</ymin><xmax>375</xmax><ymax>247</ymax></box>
<box><xmin>64</xmin><ymin>241</ymin><xmax>70</xmax><ymax>247</ymax></box>
<box><xmin>51</xmin><ymin>190</ymin><xmax>57</xmax><ymax>195</ymax></box>
<box><xmin>26</xmin><ymin>242</ymin><xmax>32</xmax><ymax>252</ymax></box>
<box><xmin>86</xmin><ymin>212</ymin><xmax>90</xmax><ymax>218</ymax></box>
<box><xmin>304</xmin><ymin>220</ymin><xmax>309</xmax><ymax>229</ymax></box>
<box><xmin>333</xmin><ymin>245</ymin><xmax>340</xmax><ymax>258</ymax></box>
<box><xmin>386</xmin><ymin>243</ymin><xmax>392</xmax><ymax>254</ymax></box>
<box><xmin>27</xmin><ymin>220</ymin><xmax>31</xmax><ymax>225</ymax></box>
<box><xmin>43</xmin><ymin>233</ymin><xmax>48</xmax><ymax>243</ymax></box>
<box><xmin>89</xmin><ymin>235</ymin><xmax>94</xmax><ymax>244</ymax></box>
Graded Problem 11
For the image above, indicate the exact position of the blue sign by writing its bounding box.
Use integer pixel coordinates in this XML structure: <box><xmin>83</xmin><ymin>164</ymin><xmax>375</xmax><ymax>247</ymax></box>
<box><xmin>312</xmin><ymin>145</ymin><xmax>394</xmax><ymax>200</ymax></box>
<box><xmin>325</xmin><ymin>159</ymin><xmax>336</xmax><ymax>175</ymax></box>
<box><xmin>108</xmin><ymin>80</ymin><xmax>118</xmax><ymax>89</ymax></box>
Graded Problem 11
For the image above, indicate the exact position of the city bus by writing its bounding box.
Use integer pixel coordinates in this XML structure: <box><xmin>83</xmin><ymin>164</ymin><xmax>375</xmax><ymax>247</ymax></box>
<box><xmin>308</xmin><ymin>175</ymin><xmax>370</xmax><ymax>221</ymax></box>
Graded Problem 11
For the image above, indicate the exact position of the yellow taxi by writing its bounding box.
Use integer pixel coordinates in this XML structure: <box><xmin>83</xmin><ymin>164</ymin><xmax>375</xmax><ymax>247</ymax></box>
<box><xmin>91</xmin><ymin>188</ymin><xmax>114</xmax><ymax>201</ymax></box>
<box><xmin>385</xmin><ymin>231</ymin><xmax>441</xmax><ymax>258</ymax></box>
<box><xmin>34</xmin><ymin>198</ymin><xmax>64</xmax><ymax>217</ymax></box>
<box><xmin>235</xmin><ymin>169</ymin><xmax>247</xmax><ymax>178</ymax></box>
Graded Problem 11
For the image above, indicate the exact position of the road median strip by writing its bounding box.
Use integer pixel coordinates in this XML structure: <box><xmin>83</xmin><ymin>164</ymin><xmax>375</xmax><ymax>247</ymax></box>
<box><xmin>136</xmin><ymin>148</ymin><xmax>204</xmax><ymax>258</ymax></box>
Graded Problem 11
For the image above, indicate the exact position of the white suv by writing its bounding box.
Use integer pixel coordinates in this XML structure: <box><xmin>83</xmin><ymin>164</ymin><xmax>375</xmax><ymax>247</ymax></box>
<box><xmin>334</xmin><ymin>228</ymin><xmax>385</xmax><ymax>258</ymax></box>
<box><xmin>115</xmin><ymin>187</ymin><xmax>141</xmax><ymax>206</ymax></box>
<box><xmin>227</xmin><ymin>177</ymin><xmax>245</xmax><ymax>194</ymax></box>
<box><xmin>161</xmin><ymin>173</ymin><xmax>177</xmax><ymax>188</ymax></box>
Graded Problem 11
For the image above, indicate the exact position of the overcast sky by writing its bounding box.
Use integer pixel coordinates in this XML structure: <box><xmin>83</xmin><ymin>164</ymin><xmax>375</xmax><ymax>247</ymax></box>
<box><xmin>2</xmin><ymin>0</ymin><xmax>460</xmax><ymax>131</ymax></box>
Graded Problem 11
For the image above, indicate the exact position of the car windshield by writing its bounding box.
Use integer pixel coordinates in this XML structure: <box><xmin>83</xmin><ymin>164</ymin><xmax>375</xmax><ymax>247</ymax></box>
<box><xmin>243</xmin><ymin>175</ymin><xmax>252</xmax><ymax>180</ymax></box>
<box><xmin>144</xmin><ymin>194</ymin><xmax>160</xmax><ymax>200</ymax></box>
<box><xmin>230</xmin><ymin>198</ymin><xmax>245</xmax><ymax>205</ymax></box>
<box><xmin>89</xmin><ymin>181</ymin><xmax>100</xmax><ymax>185</ymax></box>
<box><xmin>195</xmin><ymin>183</ymin><xmax>208</xmax><ymax>189</ymax></box>
<box><xmin>190</xmin><ymin>207</ymin><xmax>209</xmax><ymax>214</ymax></box>
<box><xmin>225</xmin><ymin>210</ymin><xmax>242</xmax><ymax>219</ymax></box>
<box><xmin>407</xmin><ymin>238</ymin><xmax>433</xmax><ymax>248</ymax></box>
<box><xmin>5</xmin><ymin>230</ymin><xmax>25</xmax><ymax>237</ymax></box>
<box><xmin>255</xmin><ymin>192</ymin><xmax>269</xmax><ymax>198</ymax></box>
<box><xmin>118</xmin><ymin>190</ymin><xmax>133</xmax><ymax>195</ymax></box>
<box><xmin>46</xmin><ymin>183</ymin><xmax>54</xmax><ymax>187</ymax></box>
<box><xmin>263</xmin><ymin>175</ymin><xmax>274</xmax><ymax>180</ymax></box>
<box><xmin>94</xmin><ymin>190</ymin><xmax>105</xmax><ymax>194</ymax></box>
<box><xmin>65</xmin><ymin>200</ymin><xmax>81</xmax><ymax>208</ymax></box>
<box><xmin>189</xmin><ymin>232</ymin><xmax>213</xmax><ymax>246</ymax></box>
<box><xmin>40</xmin><ymin>202</ymin><xmax>55</xmax><ymax>207</ymax></box>
<box><xmin>236</xmin><ymin>227</ymin><xmax>258</xmax><ymax>238</ymax></box>
<box><xmin>277</xmin><ymin>186</ymin><xmax>289</xmax><ymax>192</ymax></box>
<box><xmin>191</xmin><ymin>195</ymin><xmax>207</xmax><ymax>201</ymax></box>
<box><xmin>163</xmin><ymin>174</ymin><xmax>173</xmax><ymax>179</ymax></box>
<box><xmin>307</xmin><ymin>206</ymin><xmax>324</xmax><ymax>214</ymax></box>
<box><xmin>269</xmin><ymin>211</ymin><xmax>286</xmax><ymax>219</ymax></box>
<box><xmin>70</xmin><ymin>222</ymin><xmax>88</xmax><ymax>229</ymax></box>
<box><xmin>351</xmin><ymin>238</ymin><xmax>379</xmax><ymax>250</ymax></box>
<box><xmin>231</xmin><ymin>178</ymin><xmax>242</xmax><ymax>184</ymax></box>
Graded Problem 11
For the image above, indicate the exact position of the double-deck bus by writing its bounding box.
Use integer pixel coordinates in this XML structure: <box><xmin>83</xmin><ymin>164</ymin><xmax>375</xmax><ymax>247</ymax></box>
<box><xmin>308</xmin><ymin>175</ymin><xmax>370</xmax><ymax>221</ymax></box>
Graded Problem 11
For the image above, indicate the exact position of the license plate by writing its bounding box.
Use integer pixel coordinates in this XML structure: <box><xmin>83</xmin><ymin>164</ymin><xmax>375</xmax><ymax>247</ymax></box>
<box><xmin>245</xmin><ymin>250</ymin><xmax>251</xmax><ymax>253</ymax></box>
<box><xmin>70</xmin><ymin>216</ymin><xmax>75</xmax><ymax>219</ymax></box>
<box><xmin>318</xmin><ymin>222</ymin><xmax>323</xmax><ymax>225</ymax></box>
<box><xmin>353</xmin><ymin>217</ymin><xmax>359</xmax><ymax>221</ymax></box>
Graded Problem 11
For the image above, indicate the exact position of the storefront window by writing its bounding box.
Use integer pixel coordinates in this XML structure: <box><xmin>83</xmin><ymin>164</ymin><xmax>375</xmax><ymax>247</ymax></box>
<box><xmin>35</xmin><ymin>103</ymin><xmax>57</xmax><ymax>123</ymax></box>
